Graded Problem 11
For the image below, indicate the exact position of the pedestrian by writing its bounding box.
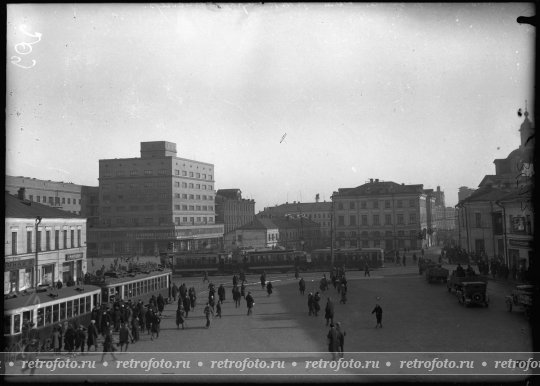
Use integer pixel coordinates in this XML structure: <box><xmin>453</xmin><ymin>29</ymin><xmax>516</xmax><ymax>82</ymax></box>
<box><xmin>266</xmin><ymin>281</ymin><xmax>273</xmax><ymax>296</ymax></box>
<box><xmin>216</xmin><ymin>300</ymin><xmax>222</xmax><ymax>318</ymax></box>
<box><xmin>176</xmin><ymin>305</ymin><xmax>186</xmax><ymax>329</ymax></box>
<box><xmin>313</xmin><ymin>292</ymin><xmax>321</xmax><ymax>316</ymax></box>
<box><xmin>336</xmin><ymin>322</ymin><xmax>346</xmax><ymax>358</ymax></box>
<box><xmin>64</xmin><ymin>323</ymin><xmax>76</xmax><ymax>356</ymax></box>
<box><xmin>119</xmin><ymin>322</ymin><xmax>133</xmax><ymax>352</ymax></box>
<box><xmin>189</xmin><ymin>287</ymin><xmax>197</xmax><ymax>310</ymax></box>
<box><xmin>372</xmin><ymin>304</ymin><xmax>383</xmax><ymax>328</ymax></box>
<box><xmin>75</xmin><ymin>325</ymin><xmax>86</xmax><ymax>353</ymax></box>
<box><xmin>241</xmin><ymin>282</ymin><xmax>246</xmax><ymax>298</ymax></box>
<box><xmin>364</xmin><ymin>263</ymin><xmax>370</xmax><ymax>277</ymax></box>
<box><xmin>157</xmin><ymin>293</ymin><xmax>165</xmax><ymax>315</ymax></box>
<box><xmin>172</xmin><ymin>283</ymin><xmax>178</xmax><ymax>302</ymax></box>
<box><xmin>246</xmin><ymin>291</ymin><xmax>255</xmax><ymax>316</ymax></box>
<box><xmin>183</xmin><ymin>294</ymin><xmax>191</xmax><ymax>318</ymax></box>
<box><xmin>260</xmin><ymin>273</ymin><xmax>266</xmax><ymax>289</ymax></box>
<box><xmin>308</xmin><ymin>292</ymin><xmax>314</xmax><ymax>316</ymax></box>
<box><xmin>150</xmin><ymin>312</ymin><xmax>161</xmax><ymax>340</ymax></box>
<box><xmin>327</xmin><ymin>324</ymin><xmax>339</xmax><ymax>361</ymax></box>
<box><xmin>100</xmin><ymin>327</ymin><xmax>118</xmax><ymax>363</ymax></box>
<box><xmin>51</xmin><ymin>325</ymin><xmax>62</xmax><ymax>354</ymax></box>
<box><xmin>299</xmin><ymin>277</ymin><xmax>306</xmax><ymax>295</ymax></box>
<box><xmin>204</xmin><ymin>302</ymin><xmax>213</xmax><ymax>328</ymax></box>
<box><xmin>145</xmin><ymin>307</ymin><xmax>153</xmax><ymax>334</ymax></box>
<box><xmin>325</xmin><ymin>297</ymin><xmax>334</xmax><ymax>326</ymax></box>
<box><xmin>218</xmin><ymin>284</ymin><xmax>226</xmax><ymax>303</ymax></box>
<box><xmin>233</xmin><ymin>274</ymin><xmax>238</xmax><ymax>287</ymax></box>
<box><xmin>131</xmin><ymin>317</ymin><xmax>140</xmax><ymax>342</ymax></box>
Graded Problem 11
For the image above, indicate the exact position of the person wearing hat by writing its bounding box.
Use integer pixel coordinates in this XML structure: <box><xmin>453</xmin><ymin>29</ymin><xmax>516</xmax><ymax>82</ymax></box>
<box><xmin>87</xmin><ymin>320</ymin><xmax>98</xmax><ymax>352</ymax></box>
<box><xmin>327</xmin><ymin>323</ymin><xmax>339</xmax><ymax>361</ymax></box>
<box><xmin>75</xmin><ymin>325</ymin><xmax>86</xmax><ymax>353</ymax></box>
<box><xmin>372</xmin><ymin>304</ymin><xmax>383</xmax><ymax>328</ymax></box>
<box><xmin>119</xmin><ymin>322</ymin><xmax>133</xmax><ymax>352</ymax></box>
<box><xmin>51</xmin><ymin>325</ymin><xmax>62</xmax><ymax>354</ymax></box>
<box><xmin>325</xmin><ymin>297</ymin><xmax>334</xmax><ymax>326</ymax></box>
<box><xmin>336</xmin><ymin>322</ymin><xmax>346</xmax><ymax>359</ymax></box>
<box><xmin>203</xmin><ymin>302</ymin><xmax>213</xmax><ymax>328</ymax></box>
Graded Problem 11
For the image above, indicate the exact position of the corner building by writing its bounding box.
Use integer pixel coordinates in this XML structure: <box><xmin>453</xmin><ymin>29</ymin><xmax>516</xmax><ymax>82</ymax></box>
<box><xmin>89</xmin><ymin>141</ymin><xmax>224</xmax><ymax>257</ymax></box>
<box><xmin>332</xmin><ymin>179</ymin><xmax>431</xmax><ymax>251</ymax></box>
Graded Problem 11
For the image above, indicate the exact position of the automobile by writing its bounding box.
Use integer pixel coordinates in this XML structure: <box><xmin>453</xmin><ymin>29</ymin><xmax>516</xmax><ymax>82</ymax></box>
<box><xmin>505</xmin><ymin>284</ymin><xmax>534</xmax><ymax>316</ymax></box>
<box><xmin>447</xmin><ymin>271</ymin><xmax>487</xmax><ymax>293</ymax></box>
<box><xmin>455</xmin><ymin>281</ymin><xmax>489</xmax><ymax>307</ymax></box>
<box><xmin>425</xmin><ymin>265</ymin><xmax>449</xmax><ymax>283</ymax></box>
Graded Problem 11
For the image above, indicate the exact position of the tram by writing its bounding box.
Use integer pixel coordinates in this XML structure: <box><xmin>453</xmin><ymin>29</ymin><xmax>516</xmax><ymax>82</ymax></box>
<box><xmin>309</xmin><ymin>247</ymin><xmax>385</xmax><ymax>269</ymax></box>
<box><xmin>4</xmin><ymin>284</ymin><xmax>102</xmax><ymax>350</ymax></box>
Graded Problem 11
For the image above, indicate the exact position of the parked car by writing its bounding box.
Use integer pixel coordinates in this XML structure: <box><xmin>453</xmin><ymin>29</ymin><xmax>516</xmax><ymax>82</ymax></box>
<box><xmin>505</xmin><ymin>284</ymin><xmax>534</xmax><ymax>316</ymax></box>
<box><xmin>425</xmin><ymin>265</ymin><xmax>449</xmax><ymax>283</ymax></box>
<box><xmin>455</xmin><ymin>281</ymin><xmax>489</xmax><ymax>307</ymax></box>
<box><xmin>447</xmin><ymin>271</ymin><xmax>487</xmax><ymax>293</ymax></box>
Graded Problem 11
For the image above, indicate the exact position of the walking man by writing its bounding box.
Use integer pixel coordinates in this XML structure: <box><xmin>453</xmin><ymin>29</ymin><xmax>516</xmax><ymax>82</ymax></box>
<box><xmin>299</xmin><ymin>277</ymin><xmax>306</xmax><ymax>295</ymax></box>
<box><xmin>372</xmin><ymin>304</ymin><xmax>383</xmax><ymax>328</ymax></box>
<box><xmin>204</xmin><ymin>302</ymin><xmax>213</xmax><ymax>328</ymax></box>
<box><xmin>336</xmin><ymin>322</ymin><xmax>346</xmax><ymax>358</ymax></box>
<box><xmin>325</xmin><ymin>297</ymin><xmax>334</xmax><ymax>326</ymax></box>
<box><xmin>327</xmin><ymin>324</ymin><xmax>339</xmax><ymax>361</ymax></box>
<box><xmin>246</xmin><ymin>292</ymin><xmax>255</xmax><ymax>316</ymax></box>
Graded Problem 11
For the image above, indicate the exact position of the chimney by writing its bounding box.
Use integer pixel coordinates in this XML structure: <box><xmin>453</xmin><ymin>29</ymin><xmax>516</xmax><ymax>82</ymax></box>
<box><xmin>17</xmin><ymin>187</ymin><xmax>26</xmax><ymax>200</ymax></box>
<box><xmin>370</xmin><ymin>178</ymin><xmax>373</xmax><ymax>183</ymax></box>
<box><xmin>375</xmin><ymin>179</ymin><xmax>379</xmax><ymax>183</ymax></box>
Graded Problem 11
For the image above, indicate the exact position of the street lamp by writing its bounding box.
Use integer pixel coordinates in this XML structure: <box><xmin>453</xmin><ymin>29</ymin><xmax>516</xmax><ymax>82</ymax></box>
<box><xmin>35</xmin><ymin>216</ymin><xmax>42</xmax><ymax>289</ymax></box>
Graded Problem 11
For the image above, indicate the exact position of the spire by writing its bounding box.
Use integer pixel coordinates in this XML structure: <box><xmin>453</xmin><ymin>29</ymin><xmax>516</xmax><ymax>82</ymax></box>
<box><xmin>524</xmin><ymin>100</ymin><xmax>529</xmax><ymax>118</ymax></box>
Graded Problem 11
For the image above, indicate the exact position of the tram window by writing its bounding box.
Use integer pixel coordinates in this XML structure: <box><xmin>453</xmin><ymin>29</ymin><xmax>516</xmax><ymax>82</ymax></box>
<box><xmin>45</xmin><ymin>306</ymin><xmax>52</xmax><ymax>325</ymax></box>
<box><xmin>60</xmin><ymin>302</ymin><xmax>66</xmax><ymax>320</ymax></box>
<box><xmin>14</xmin><ymin>314</ymin><xmax>21</xmax><ymax>333</ymax></box>
<box><xmin>37</xmin><ymin>308</ymin><xmax>44</xmax><ymax>327</ymax></box>
<box><xmin>124</xmin><ymin>285</ymin><xmax>128</xmax><ymax>298</ymax></box>
<box><xmin>4</xmin><ymin>315</ymin><xmax>12</xmax><ymax>335</ymax></box>
<box><xmin>53</xmin><ymin>304</ymin><xmax>59</xmax><ymax>323</ymax></box>
<box><xmin>80</xmin><ymin>297</ymin><xmax>85</xmax><ymax>314</ymax></box>
<box><xmin>74</xmin><ymin>300</ymin><xmax>80</xmax><ymax>316</ymax></box>
<box><xmin>144</xmin><ymin>280</ymin><xmax>148</xmax><ymax>293</ymax></box>
<box><xmin>67</xmin><ymin>301</ymin><xmax>73</xmax><ymax>318</ymax></box>
<box><xmin>86</xmin><ymin>296</ymin><xmax>91</xmax><ymax>312</ymax></box>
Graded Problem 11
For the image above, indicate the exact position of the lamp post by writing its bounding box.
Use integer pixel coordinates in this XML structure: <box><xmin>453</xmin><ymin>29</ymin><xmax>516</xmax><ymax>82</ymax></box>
<box><xmin>35</xmin><ymin>216</ymin><xmax>42</xmax><ymax>289</ymax></box>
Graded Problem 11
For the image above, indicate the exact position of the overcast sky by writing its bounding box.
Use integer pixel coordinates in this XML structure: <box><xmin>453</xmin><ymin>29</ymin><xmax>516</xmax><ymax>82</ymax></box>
<box><xmin>6</xmin><ymin>3</ymin><xmax>535</xmax><ymax>212</ymax></box>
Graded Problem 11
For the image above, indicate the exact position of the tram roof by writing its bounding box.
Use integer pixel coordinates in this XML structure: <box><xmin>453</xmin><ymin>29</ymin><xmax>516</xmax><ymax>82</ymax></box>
<box><xmin>4</xmin><ymin>284</ymin><xmax>102</xmax><ymax>312</ymax></box>
<box><xmin>93</xmin><ymin>268</ymin><xmax>171</xmax><ymax>287</ymax></box>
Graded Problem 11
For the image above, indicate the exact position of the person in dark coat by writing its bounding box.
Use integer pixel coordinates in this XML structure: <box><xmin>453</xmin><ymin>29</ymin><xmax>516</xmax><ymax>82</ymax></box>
<box><xmin>51</xmin><ymin>325</ymin><xmax>62</xmax><ymax>353</ymax></box>
<box><xmin>172</xmin><ymin>283</ymin><xmax>179</xmax><ymax>302</ymax></box>
<box><xmin>216</xmin><ymin>300</ymin><xmax>222</xmax><ymax>318</ymax></box>
<box><xmin>240</xmin><ymin>282</ymin><xmax>246</xmax><ymax>298</ymax></box>
<box><xmin>245</xmin><ymin>292</ymin><xmax>255</xmax><ymax>316</ymax></box>
<box><xmin>101</xmin><ymin>311</ymin><xmax>111</xmax><ymax>337</ymax></box>
<box><xmin>176</xmin><ymin>305</ymin><xmax>186</xmax><ymax>329</ymax></box>
<box><xmin>189</xmin><ymin>287</ymin><xmax>197</xmax><ymax>309</ymax></box>
<box><xmin>119</xmin><ymin>322</ymin><xmax>133</xmax><ymax>352</ymax></box>
<box><xmin>75</xmin><ymin>325</ymin><xmax>86</xmax><ymax>353</ymax></box>
<box><xmin>313</xmin><ymin>292</ymin><xmax>321</xmax><ymax>316</ymax></box>
<box><xmin>325</xmin><ymin>298</ymin><xmax>335</xmax><ymax>326</ymax></box>
<box><xmin>204</xmin><ymin>302</ymin><xmax>213</xmax><ymax>328</ymax></box>
<box><xmin>113</xmin><ymin>307</ymin><xmax>121</xmax><ymax>332</ymax></box>
<box><xmin>336</xmin><ymin>322</ymin><xmax>346</xmax><ymax>358</ymax></box>
<box><xmin>157</xmin><ymin>294</ymin><xmax>165</xmax><ymax>315</ymax></box>
<box><xmin>266</xmin><ymin>281</ymin><xmax>273</xmax><ymax>296</ymax></box>
<box><xmin>372</xmin><ymin>304</ymin><xmax>383</xmax><ymax>328</ymax></box>
<box><xmin>308</xmin><ymin>293</ymin><xmax>314</xmax><ymax>316</ymax></box>
<box><xmin>232</xmin><ymin>274</ymin><xmax>238</xmax><ymax>287</ymax></box>
<box><xmin>233</xmin><ymin>286</ymin><xmax>241</xmax><ymax>308</ymax></box>
<box><xmin>218</xmin><ymin>284</ymin><xmax>226</xmax><ymax>303</ymax></box>
<box><xmin>364</xmin><ymin>263</ymin><xmax>370</xmax><ymax>277</ymax></box>
<box><xmin>100</xmin><ymin>327</ymin><xmax>117</xmax><ymax>363</ymax></box>
<box><xmin>64</xmin><ymin>323</ymin><xmax>76</xmax><ymax>354</ymax></box>
<box><xmin>179</xmin><ymin>283</ymin><xmax>187</xmax><ymax>299</ymax></box>
<box><xmin>327</xmin><ymin>324</ymin><xmax>339</xmax><ymax>361</ymax></box>
<box><xmin>260</xmin><ymin>273</ymin><xmax>266</xmax><ymax>289</ymax></box>
<box><xmin>131</xmin><ymin>317</ymin><xmax>140</xmax><ymax>342</ymax></box>
<box><xmin>299</xmin><ymin>278</ymin><xmax>306</xmax><ymax>295</ymax></box>
<box><xmin>145</xmin><ymin>307</ymin><xmax>153</xmax><ymax>334</ymax></box>
<box><xmin>150</xmin><ymin>312</ymin><xmax>161</xmax><ymax>340</ymax></box>
<box><xmin>183</xmin><ymin>295</ymin><xmax>191</xmax><ymax>318</ymax></box>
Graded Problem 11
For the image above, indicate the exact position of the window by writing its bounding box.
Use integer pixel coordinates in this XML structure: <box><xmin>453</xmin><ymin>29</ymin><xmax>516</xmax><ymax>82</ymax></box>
<box><xmin>209</xmin><ymin>175</ymin><xmax>213</xmax><ymax>180</ymax></box>
<box><xmin>350</xmin><ymin>202</ymin><xmax>355</xmax><ymax>209</ymax></box>
<box><xmin>77</xmin><ymin>229</ymin><xmax>81</xmax><ymax>247</ymax></box>
<box><xmin>11</xmin><ymin>232</ymin><xmax>17</xmax><ymax>255</ymax></box>
<box><xmin>182</xmin><ymin>205</ymin><xmax>188</xmax><ymax>210</ymax></box>
<box><xmin>361</xmin><ymin>201</ymin><xmax>366</xmax><ymax>209</ymax></box>
<box><xmin>144</xmin><ymin>170</ymin><xmax>152</xmax><ymax>175</ymax></box>
<box><xmin>175</xmin><ymin>193</ymin><xmax>181</xmax><ymax>198</ymax></box>
<box><xmin>373</xmin><ymin>200</ymin><xmax>379</xmax><ymax>209</ymax></box>
<box><xmin>175</xmin><ymin>217</ymin><xmax>181</xmax><ymax>225</ymax></box>
<box><xmin>37</xmin><ymin>230</ymin><xmax>42</xmax><ymax>251</ymax></box>
<box><xmin>373</xmin><ymin>215</ymin><xmax>379</xmax><ymax>225</ymax></box>
<box><xmin>349</xmin><ymin>215</ymin><xmax>356</xmax><ymax>226</ymax></box>
<box><xmin>338</xmin><ymin>216</ymin><xmax>344</xmax><ymax>226</ymax></box>
<box><xmin>174</xmin><ymin>205</ymin><xmax>180</xmax><ymax>210</ymax></box>
<box><xmin>338</xmin><ymin>203</ymin><xmax>343</xmax><ymax>210</ymax></box>
<box><xmin>397</xmin><ymin>214</ymin><xmax>404</xmax><ymax>225</ymax></box>
<box><xmin>70</xmin><ymin>230</ymin><xmax>75</xmax><ymax>248</ymax></box>
<box><xmin>182</xmin><ymin>171</ymin><xmax>187</xmax><ymax>176</ymax></box>
<box><xmin>362</xmin><ymin>215</ymin><xmax>368</xmax><ymax>226</ymax></box>
<box><xmin>27</xmin><ymin>230</ymin><xmax>32</xmax><ymax>253</ymax></box>
<box><xmin>189</xmin><ymin>172</ymin><xmax>194</xmax><ymax>177</ymax></box>
<box><xmin>409</xmin><ymin>199</ymin><xmax>415</xmax><ymax>208</ymax></box>
<box><xmin>175</xmin><ymin>170</ymin><xmax>180</xmax><ymax>175</ymax></box>
<box><xmin>158</xmin><ymin>169</ymin><xmax>167</xmax><ymax>175</ymax></box>
<box><xmin>385</xmin><ymin>200</ymin><xmax>391</xmax><ymax>209</ymax></box>
<box><xmin>196</xmin><ymin>184</ymin><xmax>200</xmax><ymax>189</ymax></box>
<box><xmin>385</xmin><ymin>214</ymin><xmax>392</xmax><ymax>225</ymax></box>
<box><xmin>409</xmin><ymin>213</ymin><xmax>416</xmax><ymax>224</ymax></box>
<box><xmin>55</xmin><ymin>230</ymin><xmax>59</xmax><ymax>250</ymax></box>
<box><xmin>63</xmin><ymin>230</ymin><xmax>68</xmax><ymax>249</ymax></box>
<box><xmin>189</xmin><ymin>194</ymin><xmax>194</xmax><ymax>199</ymax></box>
<box><xmin>475</xmin><ymin>213</ymin><xmax>481</xmax><ymax>228</ymax></box>
<box><xmin>397</xmin><ymin>200</ymin><xmax>403</xmax><ymax>208</ymax></box>
<box><xmin>55</xmin><ymin>197</ymin><xmax>60</xmax><ymax>205</ymax></box>
<box><xmin>174</xmin><ymin>182</ymin><xmax>180</xmax><ymax>187</ymax></box>
<box><xmin>62</xmin><ymin>197</ymin><xmax>66</xmax><ymax>204</ymax></box>
<box><xmin>36</xmin><ymin>196</ymin><xmax>41</xmax><ymax>203</ymax></box>
<box><xmin>196</xmin><ymin>173</ymin><xmax>200</xmax><ymax>178</ymax></box>
<box><xmin>130</xmin><ymin>170</ymin><xmax>138</xmax><ymax>176</ymax></box>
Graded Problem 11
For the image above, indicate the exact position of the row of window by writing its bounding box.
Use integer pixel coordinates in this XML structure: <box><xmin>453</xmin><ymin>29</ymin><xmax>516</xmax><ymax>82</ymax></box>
<box><xmin>102</xmin><ymin>182</ymin><xmax>214</xmax><ymax>190</ymax></box>
<box><xmin>174</xmin><ymin>217</ymin><xmax>214</xmax><ymax>225</ymax></box>
<box><xmin>337</xmin><ymin>213</ymin><xmax>417</xmax><ymax>226</ymax></box>
<box><xmin>336</xmin><ymin>199</ymin><xmax>417</xmax><ymax>210</ymax></box>
<box><xmin>102</xmin><ymin>275</ymin><xmax>168</xmax><ymax>303</ymax></box>
<box><xmin>337</xmin><ymin>230</ymin><xmax>419</xmax><ymax>238</ymax></box>
<box><xmin>28</xmin><ymin>195</ymin><xmax>81</xmax><ymax>206</ymax></box>
<box><xmin>102</xmin><ymin>216</ymin><xmax>215</xmax><ymax>226</ymax></box>
<box><xmin>103</xmin><ymin>169</ymin><xmax>213</xmax><ymax>180</ymax></box>
<box><xmin>337</xmin><ymin>239</ymin><xmax>417</xmax><ymax>248</ymax></box>
<box><xmin>11</xmin><ymin>229</ymin><xmax>82</xmax><ymax>256</ymax></box>
<box><xmin>102</xmin><ymin>204</ymin><xmax>215</xmax><ymax>213</ymax></box>
<box><xmin>174</xmin><ymin>193</ymin><xmax>214</xmax><ymax>201</ymax></box>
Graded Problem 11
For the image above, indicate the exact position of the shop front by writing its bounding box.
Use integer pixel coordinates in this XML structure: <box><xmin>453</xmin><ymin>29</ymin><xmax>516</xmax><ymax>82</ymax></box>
<box><xmin>4</xmin><ymin>258</ymin><xmax>34</xmax><ymax>294</ymax></box>
<box><xmin>63</xmin><ymin>252</ymin><xmax>84</xmax><ymax>284</ymax></box>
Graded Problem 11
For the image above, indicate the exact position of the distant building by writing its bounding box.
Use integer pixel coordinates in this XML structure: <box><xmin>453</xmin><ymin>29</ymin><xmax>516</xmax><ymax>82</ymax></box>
<box><xmin>331</xmin><ymin>178</ymin><xmax>432</xmax><ymax>251</ymax></box>
<box><xmin>5</xmin><ymin>190</ymin><xmax>87</xmax><ymax>294</ymax></box>
<box><xmin>215</xmin><ymin>189</ymin><xmax>255</xmax><ymax>235</ymax></box>
<box><xmin>458</xmin><ymin>186</ymin><xmax>476</xmax><ymax>202</ymax></box>
<box><xmin>231</xmin><ymin>217</ymin><xmax>279</xmax><ymax>250</ymax></box>
<box><xmin>88</xmin><ymin>141</ymin><xmax>224</xmax><ymax>257</ymax></box>
<box><xmin>257</xmin><ymin>201</ymin><xmax>332</xmax><ymax>246</ymax></box>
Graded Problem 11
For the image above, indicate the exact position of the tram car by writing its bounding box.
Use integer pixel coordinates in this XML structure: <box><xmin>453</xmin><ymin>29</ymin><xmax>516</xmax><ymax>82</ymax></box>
<box><xmin>309</xmin><ymin>247</ymin><xmax>385</xmax><ymax>269</ymax></box>
<box><xmin>4</xmin><ymin>284</ymin><xmax>102</xmax><ymax>350</ymax></box>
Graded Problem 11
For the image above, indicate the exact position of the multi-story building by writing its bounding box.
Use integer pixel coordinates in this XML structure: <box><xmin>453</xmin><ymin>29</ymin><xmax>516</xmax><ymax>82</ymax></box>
<box><xmin>257</xmin><ymin>200</ymin><xmax>333</xmax><ymax>245</ymax></box>
<box><xmin>268</xmin><ymin>216</ymin><xmax>322</xmax><ymax>251</ymax></box>
<box><xmin>88</xmin><ymin>141</ymin><xmax>224</xmax><ymax>257</ymax></box>
<box><xmin>231</xmin><ymin>218</ymin><xmax>279</xmax><ymax>250</ymax></box>
<box><xmin>331</xmin><ymin>179</ymin><xmax>432</xmax><ymax>252</ymax></box>
<box><xmin>5</xmin><ymin>190</ymin><xmax>88</xmax><ymax>294</ymax></box>
<box><xmin>215</xmin><ymin>189</ymin><xmax>255</xmax><ymax>235</ymax></box>
<box><xmin>5</xmin><ymin>175</ymin><xmax>100</xmax><ymax>227</ymax></box>
<box><xmin>456</xmin><ymin>111</ymin><xmax>534</xmax><ymax>269</ymax></box>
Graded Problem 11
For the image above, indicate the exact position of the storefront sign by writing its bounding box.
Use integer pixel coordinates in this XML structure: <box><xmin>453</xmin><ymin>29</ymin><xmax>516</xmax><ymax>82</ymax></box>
<box><xmin>509</xmin><ymin>239</ymin><xmax>533</xmax><ymax>249</ymax></box>
<box><xmin>5</xmin><ymin>259</ymin><xmax>34</xmax><ymax>271</ymax></box>
<box><xmin>65</xmin><ymin>252</ymin><xmax>83</xmax><ymax>261</ymax></box>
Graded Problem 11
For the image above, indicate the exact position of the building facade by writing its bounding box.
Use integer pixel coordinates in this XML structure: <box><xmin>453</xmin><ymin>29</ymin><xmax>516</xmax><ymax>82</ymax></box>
<box><xmin>88</xmin><ymin>141</ymin><xmax>224</xmax><ymax>257</ymax></box>
<box><xmin>231</xmin><ymin>218</ymin><xmax>279</xmax><ymax>250</ymax></box>
<box><xmin>331</xmin><ymin>179</ymin><xmax>432</xmax><ymax>252</ymax></box>
<box><xmin>257</xmin><ymin>201</ymin><xmax>333</xmax><ymax>246</ymax></box>
<box><xmin>5</xmin><ymin>191</ymin><xmax>88</xmax><ymax>294</ymax></box>
<box><xmin>456</xmin><ymin>111</ymin><xmax>534</xmax><ymax>269</ymax></box>
<box><xmin>215</xmin><ymin>189</ymin><xmax>255</xmax><ymax>235</ymax></box>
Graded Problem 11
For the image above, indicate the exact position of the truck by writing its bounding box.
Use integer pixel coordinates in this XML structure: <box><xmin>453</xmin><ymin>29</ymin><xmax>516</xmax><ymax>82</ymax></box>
<box><xmin>505</xmin><ymin>284</ymin><xmax>534</xmax><ymax>317</ymax></box>
<box><xmin>425</xmin><ymin>265</ymin><xmax>449</xmax><ymax>283</ymax></box>
<box><xmin>447</xmin><ymin>271</ymin><xmax>488</xmax><ymax>293</ymax></box>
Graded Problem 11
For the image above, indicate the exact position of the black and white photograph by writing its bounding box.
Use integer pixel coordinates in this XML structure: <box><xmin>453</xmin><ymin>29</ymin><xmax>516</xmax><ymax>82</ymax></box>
<box><xmin>4</xmin><ymin>2</ymin><xmax>537</xmax><ymax>383</ymax></box>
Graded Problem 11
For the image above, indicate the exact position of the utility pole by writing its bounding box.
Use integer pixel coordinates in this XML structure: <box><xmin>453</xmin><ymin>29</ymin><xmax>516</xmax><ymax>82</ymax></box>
<box><xmin>330</xmin><ymin>194</ymin><xmax>335</xmax><ymax>267</ymax></box>
<box><xmin>35</xmin><ymin>216</ymin><xmax>42</xmax><ymax>289</ymax></box>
